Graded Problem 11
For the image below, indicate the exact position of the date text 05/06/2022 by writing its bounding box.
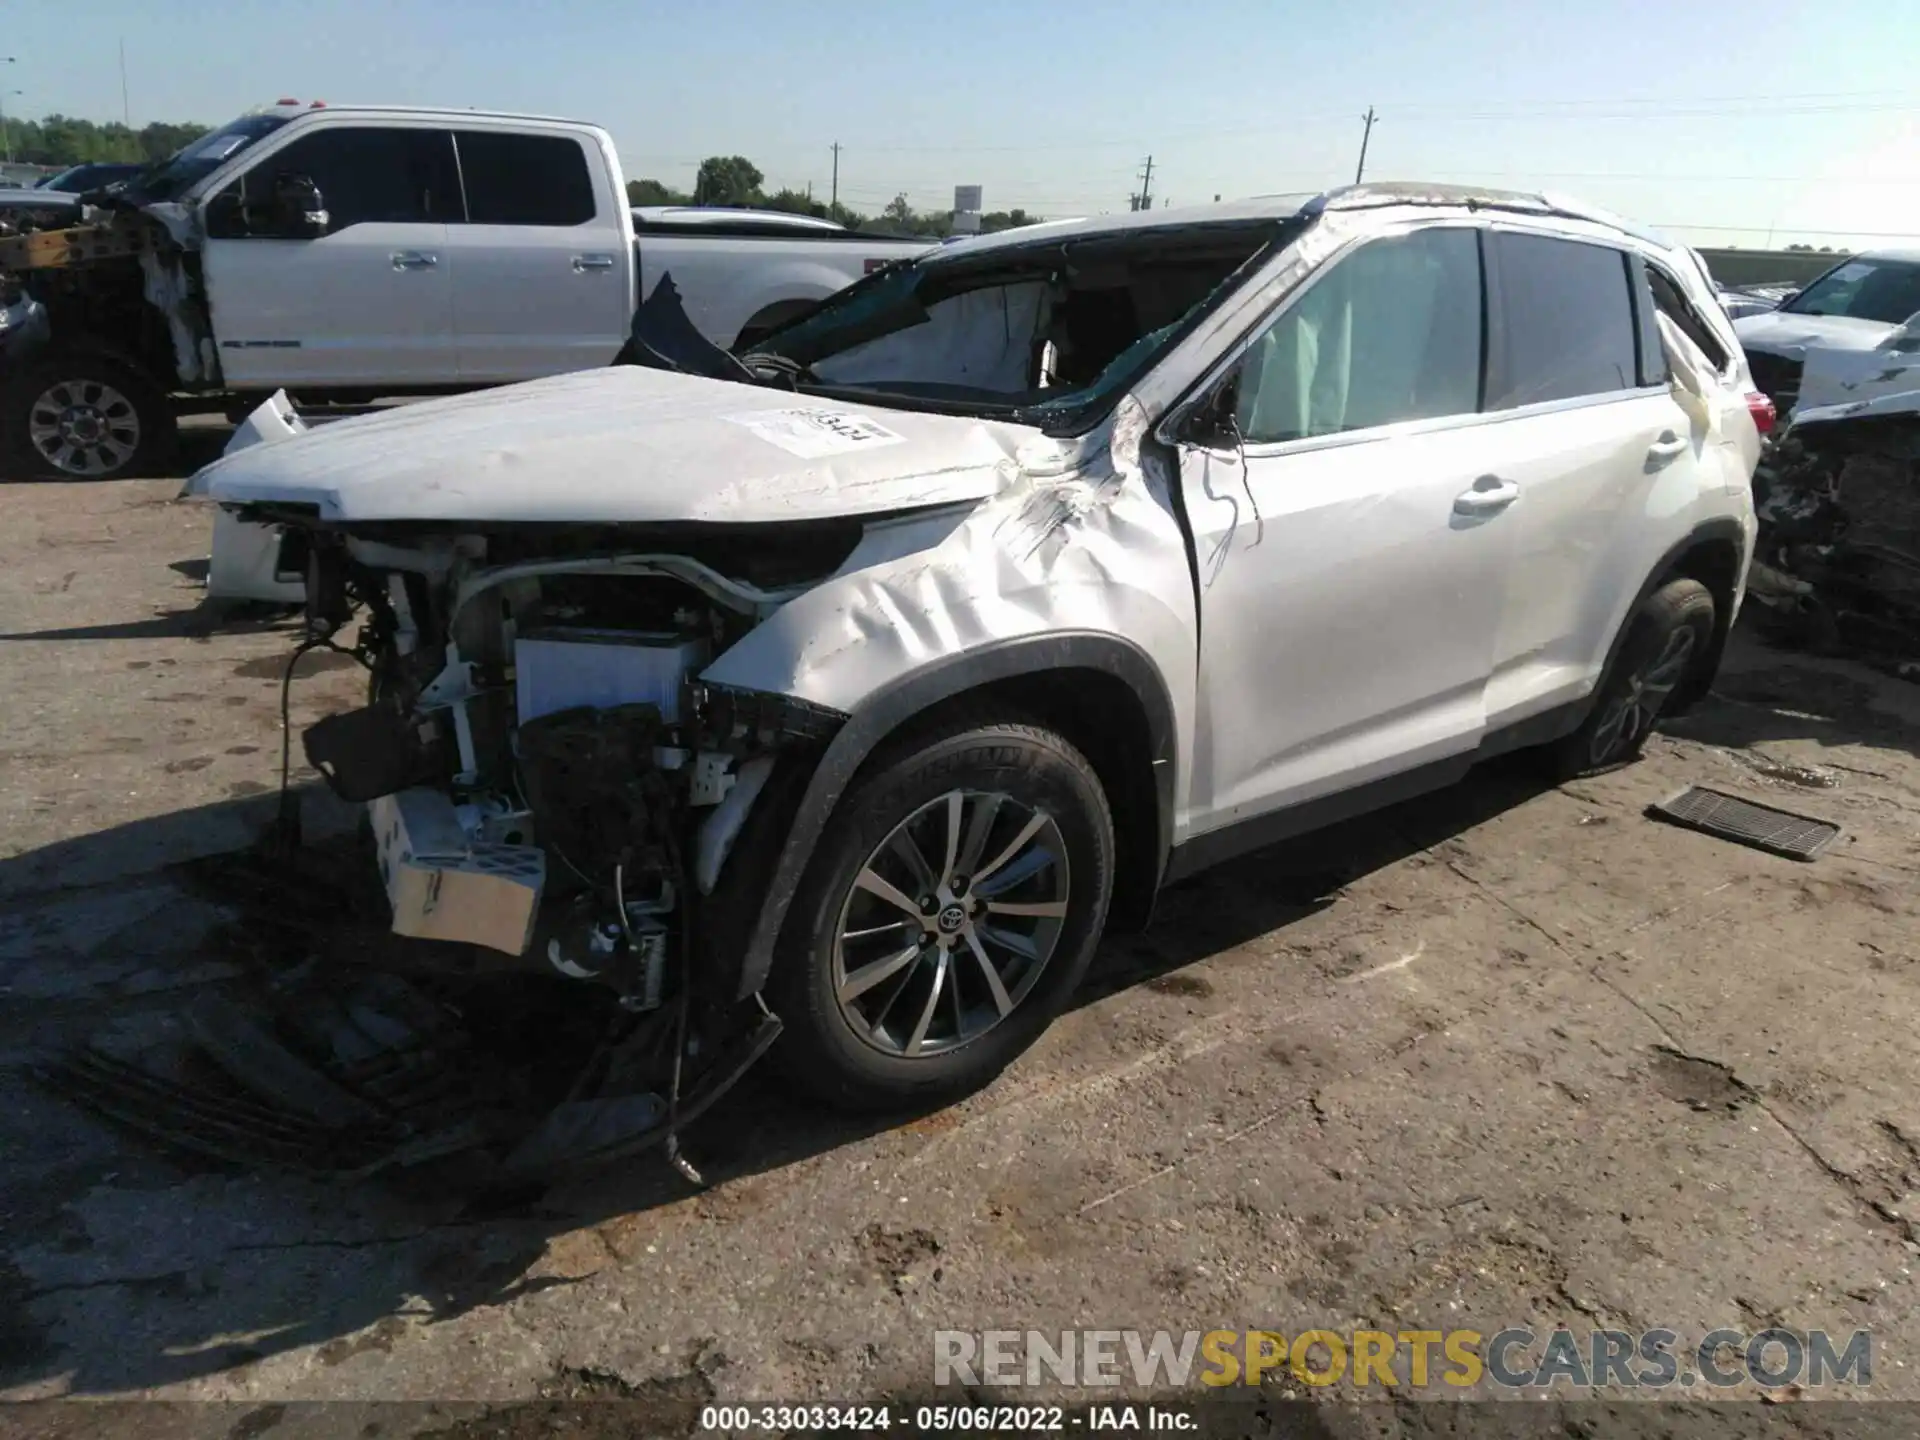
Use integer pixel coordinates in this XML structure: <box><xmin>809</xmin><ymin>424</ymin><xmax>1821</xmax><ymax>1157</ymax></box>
<box><xmin>698</xmin><ymin>1404</ymin><xmax>1194</xmax><ymax>1432</ymax></box>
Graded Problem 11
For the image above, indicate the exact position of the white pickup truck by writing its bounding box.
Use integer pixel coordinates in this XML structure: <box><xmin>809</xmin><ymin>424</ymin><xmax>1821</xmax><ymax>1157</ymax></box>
<box><xmin>0</xmin><ymin>101</ymin><xmax>929</xmax><ymax>480</ymax></box>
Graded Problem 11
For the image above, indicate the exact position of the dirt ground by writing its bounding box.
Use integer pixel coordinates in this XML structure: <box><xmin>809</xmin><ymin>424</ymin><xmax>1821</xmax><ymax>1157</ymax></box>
<box><xmin>2</xmin><ymin>449</ymin><xmax>1918</xmax><ymax>1426</ymax></box>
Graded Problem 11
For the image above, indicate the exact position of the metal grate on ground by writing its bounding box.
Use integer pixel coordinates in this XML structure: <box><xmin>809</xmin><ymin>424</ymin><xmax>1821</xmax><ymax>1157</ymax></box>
<box><xmin>1648</xmin><ymin>786</ymin><xmax>1841</xmax><ymax>861</ymax></box>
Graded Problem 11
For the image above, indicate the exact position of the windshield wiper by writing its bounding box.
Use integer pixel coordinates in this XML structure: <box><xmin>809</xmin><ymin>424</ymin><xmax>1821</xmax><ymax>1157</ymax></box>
<box><xmin>740</xmin><ymin>351</ymin><xmax>821</xmax><ymax>390</ymax></box>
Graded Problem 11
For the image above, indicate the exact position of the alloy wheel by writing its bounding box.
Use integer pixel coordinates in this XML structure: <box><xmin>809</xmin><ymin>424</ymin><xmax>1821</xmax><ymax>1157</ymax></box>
<box><xmin>832</xmin><ymin>788</ymin><xmax>1070</xmax><ymax>1059</ymax></box>
<box><xmin>28</xmin><ymin>378</ymin><xmax>143</xmax><ymax>477</ymax></box>
<box><xmin>1588</xmin><ymin>625</ymin><xmax>1697</xmax><ymax>766</ymax></box>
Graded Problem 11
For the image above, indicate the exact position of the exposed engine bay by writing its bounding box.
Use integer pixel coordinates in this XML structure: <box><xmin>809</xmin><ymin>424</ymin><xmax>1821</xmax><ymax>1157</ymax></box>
<box><xmin>42</xmin><ymin>516</ymin><xmax>870</xmax><ymax>1187</ymax></box>
<box><xmin>295</xmin><ymin>532</ymin><xmax>847</xmax><ymax>991</ymax></box>
<box><xmin>0</xmin><ymin>193</ymin><xmax>211</xmax><ymax>387</ymax></box>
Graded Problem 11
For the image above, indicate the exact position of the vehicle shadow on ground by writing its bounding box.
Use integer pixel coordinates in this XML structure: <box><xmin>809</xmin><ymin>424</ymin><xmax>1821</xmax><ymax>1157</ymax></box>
<box><xmin>0</xmin><ymin>598</ymin><xmax>299</xmax><ymax>644</ymax></box>
<box><xmin>165</xmin><ymin>425</ymin><xmax>234</xmax><ymax>480</ymax></box>
<box><xmin>1</xmin><ymin>755</ymin><xmax>1559</xmax><ymax>1396</ymax></box>
<box><xmin>9</xmin><ymin>640</ymin><xmax>1915</xmax><ymax>1394</ymax></box>
<box><xmin>0</xmin><ymin>421</ymin><xmax>230</xmax><ymax>488</ymax></box>
<box><xmin>1659</xmin><ymin>628</ymin><xmax>1920</xmax><ymax>765</ymax></box>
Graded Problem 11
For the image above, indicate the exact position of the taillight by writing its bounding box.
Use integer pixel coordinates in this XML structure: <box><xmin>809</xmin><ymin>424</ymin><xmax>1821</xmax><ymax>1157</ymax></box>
<box><xmin>1746</xmin><ymin>391</ymin><xmax>1776</xmax><ymax>436</ymax></box>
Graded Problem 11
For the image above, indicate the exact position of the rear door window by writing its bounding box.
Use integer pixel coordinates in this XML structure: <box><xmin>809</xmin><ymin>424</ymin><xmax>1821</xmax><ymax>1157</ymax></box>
<box><xmin>1489</xmin><ymin>233</ymin><xmax>1640</xmax><ymax>409</ymax></box>
<box><xmin>455</xmin><ymin>131</ymin><xmax>597</xmax><ymax>226</ymax></box>
<box><xmin>1233</xmin><ymin>226</ymin><xmax>1485</xmax><ymax>443</ymax></box>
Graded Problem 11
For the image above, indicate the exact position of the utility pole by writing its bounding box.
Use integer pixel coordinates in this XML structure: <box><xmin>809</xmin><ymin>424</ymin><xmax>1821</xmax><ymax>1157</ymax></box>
<box><xmin>0</xmin><ymin>59</ymin><xmax>13</xmax><ymax>169</ymax></box>
<box><xmin>1133</xmin><ymin>154</ymin><xmax>1154</xmax><ymax>212</ymax></box>
<box><xmin>1354</xmin><ymin>106</ymin><xmax>1377</xmax><ymax>185</ymax></box>
<box><xmin>830</xmin><ymin>142</ymin><xmax>840</xmax><ymax>212</ymax></box>
<box><xmin>119</xmin><ymin>39</ymin><xmax>131</xmax><ymax>126</ymax></box>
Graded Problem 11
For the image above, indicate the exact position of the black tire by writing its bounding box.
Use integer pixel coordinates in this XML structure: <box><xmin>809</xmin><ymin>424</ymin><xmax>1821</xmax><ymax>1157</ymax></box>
<box><xmin>2</xmin><ymin>356</ymin><xmax>176</xmax><ymax>481</ymax></box>
<box><xmin>1547</xmin><ymin>578</ymin><xmax>1716</xmax><ymax>780</ymax></box>
<box><xmin>768</xmin><ymin>719</ymin><xmax>1114</xmax><ymax>1111</ymax></box>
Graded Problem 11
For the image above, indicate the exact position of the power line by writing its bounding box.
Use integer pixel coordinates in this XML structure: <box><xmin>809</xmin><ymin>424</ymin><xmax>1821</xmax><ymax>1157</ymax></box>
<box><xmin>1651</xmin><ymin>222</ymin><xmax>1920</xmax><ymax>239</ymax></box>
<box><xmin>829</xmin><ymin>94</ymin><xmax>1920</xmax><ymax>157</ymax></box>
<box><xmin>1438</xmin><ymin>169</ymin><xmax>1920</xmax><ymax>185</ymax></box>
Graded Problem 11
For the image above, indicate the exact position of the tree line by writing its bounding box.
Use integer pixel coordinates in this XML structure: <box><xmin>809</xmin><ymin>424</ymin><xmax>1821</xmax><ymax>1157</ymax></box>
<box><xmin>5</xmin><ymin>115</ymin><xmax>209</xmax><ymax>167</ymax></box>
<box><xmin>10</xmin><ymin>119</ymin><xmax>1046</xmax><ymax>235</ymax></box>
<box><xmin>630</xmin><ymin>155</ymin><xmax>1042</xmax><ymax>235</ymax></box>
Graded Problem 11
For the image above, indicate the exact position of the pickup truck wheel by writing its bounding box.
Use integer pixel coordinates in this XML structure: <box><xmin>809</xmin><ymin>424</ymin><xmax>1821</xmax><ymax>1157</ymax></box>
<box><xmin>1548</xmin><ymin>578</ymin><xmax>1715</xmax><ymax>779</ymax></box>
<box><xmin>770</xmin><ymin>720</ymin><xmax>1114</xmax><ymax>1111</ymax></box>
<box><xmin>4</xmin><ymin>359</ymin><xmax>174</xmax><ymax>481</ymax></box>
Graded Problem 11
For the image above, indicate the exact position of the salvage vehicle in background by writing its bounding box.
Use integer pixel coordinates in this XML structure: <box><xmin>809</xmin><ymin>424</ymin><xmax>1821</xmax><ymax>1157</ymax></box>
<box><xmin>154</xmin><ymin>184</ymin><xmax>1763</xmax><ymax>1173</ymax></box>
<box><xmin>1716</xmin><ymin>281</ymin><xmax>1794</xmax><ymax>321</ymax></box>
<box><xmin>1735</xmin><ymin>250</ymin><xmax>1920</xmax><ymax>415</ymax></box>
<box><xmin>0</xmin><ymin>101</ymin><xmax>930</xmax><ymax>480</ymax></box>
<box><xmin>34</xmin><ymin>162</ymin><xmax>146</xmax><ymax>194</ymax></box>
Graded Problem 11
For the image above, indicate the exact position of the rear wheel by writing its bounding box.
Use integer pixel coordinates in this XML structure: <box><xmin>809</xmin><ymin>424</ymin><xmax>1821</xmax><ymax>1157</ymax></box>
<box><xmin>1548</xmin><ymin>578</ymin><xmax>1715</xmax><ymax>779</ymax></box>
<box><xmin>770</xmin><ymin>719</ymin><xmax>1113</xmax><ymax>1111</ymax></box>
<box><xmin>3</xmin><ymin>357</ymin><xmax>175</xmax><ymax>480</ymax></box>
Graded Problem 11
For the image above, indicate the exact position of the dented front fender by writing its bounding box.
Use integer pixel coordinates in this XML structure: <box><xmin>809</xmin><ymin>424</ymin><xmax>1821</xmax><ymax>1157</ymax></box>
<box><xmin>702</xmin><ymin>397</ymin><xmax>1200</xmax><ymax>998</ymax></box>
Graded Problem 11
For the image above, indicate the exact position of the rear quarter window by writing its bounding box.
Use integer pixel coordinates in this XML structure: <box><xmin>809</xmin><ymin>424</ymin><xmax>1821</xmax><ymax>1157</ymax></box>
<box><xmin>1489</xmin><ymin>232</ymin><xmax>1640</xmax><ymax>408</ymax></box>
<box><xmin>1644</xmin><ymin>263</ymin><xmax>1732</xmax><ymax>373</ymax></box>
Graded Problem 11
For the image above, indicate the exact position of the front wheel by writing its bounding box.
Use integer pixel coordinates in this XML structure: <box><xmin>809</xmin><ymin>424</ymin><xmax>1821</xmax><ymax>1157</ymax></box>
<box><xmin>770</xmin><ymin>719</ymin><xmax>1114</xmax><ymax>1111</ymax></box>
<box><xmin>3</xmin><ymin>357</ymin><xmax>175</xmax><ymax>480</ymax></box>
<box><xmin>1548</xmin><ymin>577</ymin><xmax>1715</xmax><ymax>779</ymax></box>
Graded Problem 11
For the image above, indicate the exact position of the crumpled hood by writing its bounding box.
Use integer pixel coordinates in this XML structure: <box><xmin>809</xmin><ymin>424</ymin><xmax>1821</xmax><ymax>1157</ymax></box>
<box><xmin>1734</xmin><ymin>308</ymin><xmax>1898</xmax><ymax>358</ymax></box>
<box><xmin>197</xmin><ymin>367</ymin><xmax>1049</xmax><ymax>525</ymax></box>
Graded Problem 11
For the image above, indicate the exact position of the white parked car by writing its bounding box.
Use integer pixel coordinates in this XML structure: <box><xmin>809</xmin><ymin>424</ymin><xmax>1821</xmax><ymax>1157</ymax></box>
<box><xmin>197</xmin><ymin>185</ymin><xmax>1764</xmax><ymax>1113</ymax></box>
<box><xmin>0</xmin><ymin>101</ymin><xmax>929</xmax><ymax>480</ymax></box>
<box><xmin>1734</xmin><ymin>250</ymin><xmax>1920</xmax><ymax>415</ymax></box>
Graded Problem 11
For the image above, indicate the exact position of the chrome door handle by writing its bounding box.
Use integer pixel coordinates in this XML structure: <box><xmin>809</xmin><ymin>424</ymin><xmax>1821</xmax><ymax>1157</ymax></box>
<box><xmin>1646</xmin><ymin>430</ymin><xmax>1689</xmax><ymax>462</ymax></box>
<box><xmin>390</xmin><ymin>251</ymin><xmax>438</xmax><ymax>271</ymax></box>
<box><xmin>1453</xmin><ymin>475</ymin><xmax>1520</xmax><ymax>516</ymax></box>
<box><xmin>571</xmin><ymin>253</ymin><xmax>615</xmax><ymax>272</ymax></box>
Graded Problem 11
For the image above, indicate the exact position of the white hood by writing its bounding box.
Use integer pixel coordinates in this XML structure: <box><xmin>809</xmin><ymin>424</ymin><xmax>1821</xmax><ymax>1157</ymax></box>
<box><xmin>1734</xmin><ymin>308</ymin><xmax>1899</xmax><ymax>359</ymax></box>
<box><xmin>197</xmin><ymin>367</ymin><xmax>1047</xmax><ymax>525</ymax></box>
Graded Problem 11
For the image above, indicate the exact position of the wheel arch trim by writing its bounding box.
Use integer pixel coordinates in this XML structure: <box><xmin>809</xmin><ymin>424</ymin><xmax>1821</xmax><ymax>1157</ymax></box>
<box><xmin>732</xmin><ymin>630</ymin><xmax>1177</xmax><ymax>999</ymax></box>
<box><xmin>1596</xmin><ymin>516</ymin><xmax>1747</xmax><ymax>720</ymax></box>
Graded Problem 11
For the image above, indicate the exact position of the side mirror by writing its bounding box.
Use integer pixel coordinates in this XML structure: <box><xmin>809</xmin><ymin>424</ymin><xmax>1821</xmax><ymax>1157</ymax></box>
<box><xmin>271</xmin><ymin>173</ymin><xmax>329</xmax><ymax>239</ymax></box>
<box><xmin>1179</xmin><ymin>372</ymin><xmax>1241</xmax><ymax>447</ymax></box>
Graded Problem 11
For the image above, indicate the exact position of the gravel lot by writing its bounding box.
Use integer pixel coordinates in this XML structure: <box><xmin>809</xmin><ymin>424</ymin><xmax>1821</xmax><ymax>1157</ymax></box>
<box><xmin>2</xmin><ymin>449</ymin><xmax>1917</xmax><ymax>1426</ymax></box>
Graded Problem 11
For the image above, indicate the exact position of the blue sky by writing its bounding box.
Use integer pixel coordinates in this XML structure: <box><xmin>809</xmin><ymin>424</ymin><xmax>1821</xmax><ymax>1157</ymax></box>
<box><xmin>11</xmin><ymin>0</ymin><xmax>1920</xmax><ymax>247</ymax></box>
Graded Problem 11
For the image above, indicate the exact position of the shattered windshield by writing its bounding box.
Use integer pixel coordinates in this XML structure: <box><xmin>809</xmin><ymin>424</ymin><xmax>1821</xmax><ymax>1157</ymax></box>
<box><xmin>1782</xmin><ymin>257</ymin><xmax>1920</xmax><ymax>326</ymax></box>
<box><xmin>741</xmin><ymin>219</ymin><xmax>1291</xmax><ymax>431</ymax></box>
<box><xmin>120</xmin><ymin>114</ymin><xmax>292</xmax><ymax>204</ymax></box>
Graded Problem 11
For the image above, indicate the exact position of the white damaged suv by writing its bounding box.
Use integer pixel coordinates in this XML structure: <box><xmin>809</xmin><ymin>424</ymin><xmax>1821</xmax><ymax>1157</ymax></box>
<box><xmin>197</xmin><ymin>185</ymin><xmax>1765</xmax><ymax>1113</ymax></box>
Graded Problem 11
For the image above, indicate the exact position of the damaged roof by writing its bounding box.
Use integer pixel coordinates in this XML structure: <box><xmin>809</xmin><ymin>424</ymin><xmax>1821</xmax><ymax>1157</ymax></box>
<box><xmin>927</xmin><ymin>182</ymin><xmax>1679</xmax><ymax>266</ymax></box>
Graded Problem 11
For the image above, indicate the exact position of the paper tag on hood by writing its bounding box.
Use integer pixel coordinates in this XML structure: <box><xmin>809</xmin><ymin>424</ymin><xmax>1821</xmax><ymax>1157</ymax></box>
<box><xmin>725</xmin><ymin>408</ymin><xmax>907</xmax><ymax>459</ymax></box>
